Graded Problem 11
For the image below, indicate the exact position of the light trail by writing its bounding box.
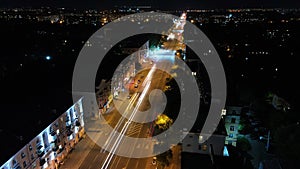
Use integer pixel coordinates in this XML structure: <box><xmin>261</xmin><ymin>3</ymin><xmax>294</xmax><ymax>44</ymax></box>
<box><xmin>101</xmin><ymin>81</ymin><xmax>152</xmax><ymax>169</ymax></box>
<box><xmin>101</xmin><ymin>93</ymin><xmax>139</xmax><ymax>153</ymax></box>
<box><xmin>101</xmin><ymin>64</ymin><xmax>156</xmax><ymax>169</ymax></box>
<box><xmin>142</xmin><ymin>64</ymin><xmax>156</xmax><ymax>87</ymax></box>
<box><xmin>100</xmin><ymin>13</ymin><xmax>186</xmax><ymax>168</ymax></box>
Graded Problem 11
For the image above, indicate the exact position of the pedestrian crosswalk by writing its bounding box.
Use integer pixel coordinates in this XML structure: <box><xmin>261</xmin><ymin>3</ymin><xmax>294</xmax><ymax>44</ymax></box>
<box><xmin>126</xmin><ymin>123</ymin><xmax>143</xmax><ymax>136</ymax></box>
<box><xmin>136</xmin><ymin>143</ymin><xmax>150</xmax><ymax>149</ymax></box>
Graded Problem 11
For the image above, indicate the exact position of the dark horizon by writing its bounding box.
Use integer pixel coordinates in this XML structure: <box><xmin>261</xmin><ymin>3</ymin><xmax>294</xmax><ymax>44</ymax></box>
<box><xmin>1</xmin><ymin>0</ymin><xmax>300</xmax><ymax>10</ymax></box>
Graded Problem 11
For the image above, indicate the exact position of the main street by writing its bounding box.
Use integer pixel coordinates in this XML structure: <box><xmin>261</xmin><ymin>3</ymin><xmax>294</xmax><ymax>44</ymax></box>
<box><xmin>61</xmin><ymin>61</ymin><xmax>176</xmax><ymax>169</ymax></box>
<box><xmin>60</xmin><ymin>13</ymin><xmax>187</xmax><ymax>169</ymax></box>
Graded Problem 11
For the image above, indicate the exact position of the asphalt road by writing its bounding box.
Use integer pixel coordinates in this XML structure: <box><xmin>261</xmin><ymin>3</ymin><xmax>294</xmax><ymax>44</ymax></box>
<box><xmin>61</xmin><ymin>60</ymin><xmax>174</xmax><ymax>169</ymax></box>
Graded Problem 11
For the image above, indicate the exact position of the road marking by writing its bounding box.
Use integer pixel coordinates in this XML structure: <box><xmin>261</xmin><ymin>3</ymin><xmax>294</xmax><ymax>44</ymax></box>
<box><xmin>126</xmin><ymin>123</ymin><xmax>143</xmax><ymax>136</ymax></box>
<box><xmin>93</xmin><ymin>153</ymin><xmax>99</xmax><ymax>162</ymax></box>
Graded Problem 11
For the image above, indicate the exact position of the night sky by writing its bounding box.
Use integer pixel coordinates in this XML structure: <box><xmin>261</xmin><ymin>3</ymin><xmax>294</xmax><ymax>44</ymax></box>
<box><xmin>0</xmin><ymin>0</ymin><xmax>300</xmax><ymax>9</ymax></box>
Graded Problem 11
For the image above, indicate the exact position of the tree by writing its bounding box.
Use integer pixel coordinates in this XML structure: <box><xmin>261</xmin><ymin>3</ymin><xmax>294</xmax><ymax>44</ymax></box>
<box><xmin>238</xmin><ymin>118</ymin><xmax>252</xmax><ymax>134</ymax></box>
<box><xmin>155</xmin><ymin>114</ymin><xmax>173</xmax><ymax>131</ymax></box>
<box><xmin>237</xmin><ymin>136</ymin><xmax>252</xmax><ymax>152</ymax></box>
<box><xmin>156</xmin><ymin>150</ymin><xmax>173</xmax><ymax>169</ymax></box>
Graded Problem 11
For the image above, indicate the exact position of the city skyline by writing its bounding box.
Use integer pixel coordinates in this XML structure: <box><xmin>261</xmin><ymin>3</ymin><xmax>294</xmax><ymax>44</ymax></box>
<box><xmin>0</xmin><ymin>3</ymin><xmax>299</xmax><ymax>169</ymax></box>
<box><xmin>1</xmin><ymin>0</ymin><xmax>300</xmax><ymax>9</ymax></box>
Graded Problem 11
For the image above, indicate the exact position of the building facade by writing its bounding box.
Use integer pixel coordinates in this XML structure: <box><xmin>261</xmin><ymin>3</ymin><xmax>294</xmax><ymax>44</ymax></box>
<box><xmin>224</xmin><ymin>106</ymin><xmax>242</xmax><ymax>147</ymax></box>
<box><xmin>182</xmin><ymin>119</ymin><xmax>227</xmax><ymax>156</ymax></box>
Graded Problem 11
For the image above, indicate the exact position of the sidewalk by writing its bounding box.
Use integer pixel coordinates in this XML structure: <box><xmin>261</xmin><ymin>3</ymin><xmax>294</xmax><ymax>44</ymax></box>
<box><xmin>145</xmin><ymin>157</ymin><xmax>157</xmax><ymax>169</ymax></box>
<box><xmin>145</xmin><ymin>145</ymin><xmax>181</xmax><ymax>169</ymax></box>
<box><xmin>59</xmin><ymin>135</ymin><xmax>94</xmax><ymax>169</ymax></box>
<box><xmin>165</xmin><ymin>145</ymin><xmax>181</xmax><ymax>169</ymax></box>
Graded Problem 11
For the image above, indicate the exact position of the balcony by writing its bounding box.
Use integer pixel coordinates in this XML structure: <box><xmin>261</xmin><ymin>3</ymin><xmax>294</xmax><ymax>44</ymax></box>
<box><xmin>65</xmin><ymin>116</ymin><xmax>70</xmax><ymax>122</ymax></box>
<box><xmin>52</xmin><ymin>145</ymin><xmax>59</xmax><ymax>152</ymax></box>
<box><xmin>36</xmin><ymin>144</ymin><xmax>43</xmax><ymax>150</ymax></box>
<box><xmin>57</xmin><ymin>147</ymin><xmax>64</xmax><ymax>154</ymax></box>
<box><xmin>13</xmin><ymin>166</ymin><xmax>21</xmax><ymax>169</ymax></box>
<box><xmin>51</xmin><ymin>137</ymin><xmax>58</xmax><ymax>144</ymax></box>
<box><xmin>50</xmin><ymin>130</ymin><xmax>56</xmax><ymax>136</ymax></box>
<box><xmin>37</xmin><ymin>150</ymin><xmax>45</xmax><ymax>157</ymax></box>
<box><xmin>75</xmin><ymin>120</ymin><xmax>81</xmax><ymax>127</ymax></box>
<box><xmin>39</xmin><ymin>158</ymin><xmax>46</xmax><ymax>166</ymax></box>
<box><xmin>67</xmin><ymin>130</ymin><xmax>73</xmax><ymax>136</ymax></box>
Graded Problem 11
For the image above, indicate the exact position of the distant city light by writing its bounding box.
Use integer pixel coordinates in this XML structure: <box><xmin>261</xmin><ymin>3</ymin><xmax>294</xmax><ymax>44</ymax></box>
<box><xmin>45</xmin><ymin>56</ymin><xmax>52</xmax><ymax>60</ymax></box>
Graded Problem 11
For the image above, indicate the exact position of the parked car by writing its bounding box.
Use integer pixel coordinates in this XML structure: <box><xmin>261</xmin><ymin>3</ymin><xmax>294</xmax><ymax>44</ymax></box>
<box><xmin>152</xmin><ymin>157</ymin><xmax>157</xmax><ymax>165</ymax></box>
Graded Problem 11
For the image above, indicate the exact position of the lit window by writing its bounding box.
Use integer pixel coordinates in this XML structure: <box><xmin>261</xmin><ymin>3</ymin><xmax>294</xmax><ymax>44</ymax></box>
<box><xmin>23</xmin><ymin>161</ymin><xmax>27</xmax><ymax>168</ymax></box>
<box><xmin>202</xmin><ymin>144</ymin><xmax>208</xmax><ymax>151</ymax></box>
<box><xmin>21</xmin><ymin>152</ymin><xmax>26</xmax><ymax>158</ymax></box>
<box><xmin>12</xmin><ymin>159</ymin><xmax>17</xmax><ymax>166</ymax></box>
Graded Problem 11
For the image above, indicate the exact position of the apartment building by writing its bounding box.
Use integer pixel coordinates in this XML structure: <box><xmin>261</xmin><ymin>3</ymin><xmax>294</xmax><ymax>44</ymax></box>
<box><xmin>224</xmin><ymin>106</ymin><xmax>242</xmax><ymax>147</ymax></box>
<box><xmin>0</xmin><ymin>98</ymin><xmax>85</xmax><ymax>169</ymax></box>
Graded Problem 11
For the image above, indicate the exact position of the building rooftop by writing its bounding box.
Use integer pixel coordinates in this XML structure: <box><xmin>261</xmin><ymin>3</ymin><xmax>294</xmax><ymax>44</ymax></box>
<box><xmin>181</xmin><ymin>152</ymin><xmax>253</xmax><ymax>169</ymax></box>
